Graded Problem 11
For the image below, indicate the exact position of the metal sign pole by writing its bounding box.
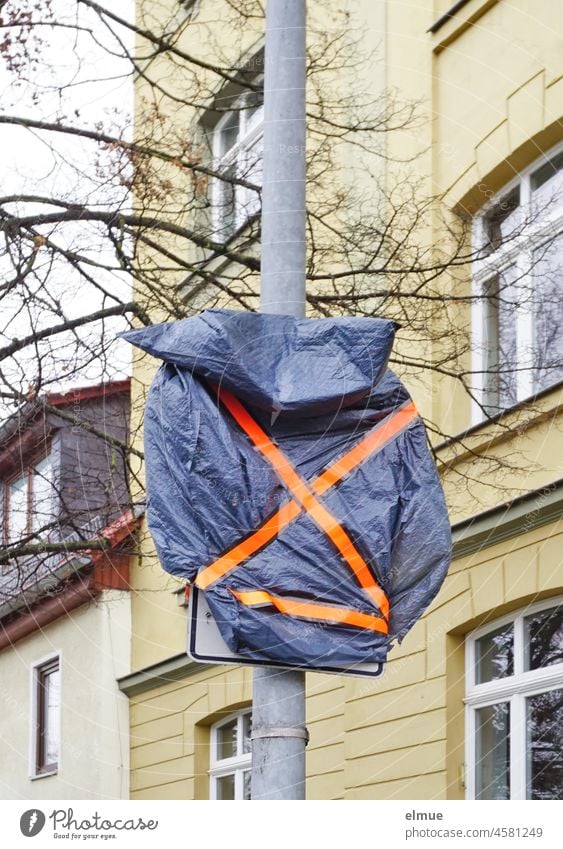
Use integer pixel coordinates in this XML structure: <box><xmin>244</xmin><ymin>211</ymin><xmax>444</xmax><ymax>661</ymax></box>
<box><xmin>252</xmin><ymin>0</ymin><xmax>308</xmax><ymax>800</ymax></box>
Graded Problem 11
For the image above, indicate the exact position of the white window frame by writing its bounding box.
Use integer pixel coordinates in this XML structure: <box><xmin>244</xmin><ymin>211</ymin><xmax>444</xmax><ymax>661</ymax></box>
<box><xmin>471</xmin><ymin>141</ymin><xmax>563</xmax><ymax>423</ymax></box>
<box><xmin>465</xmin><ymin>597</ymin><xmax>563</xmax><ymax>800</ymax></box>
<box><xmin>3</xmin><ymin>449</ymin><xmax>53</xmax><ymax>545</ymax></box>
<box><xmin>209</xmin><ymin>709</ymin><xmax>252</xmax><ymax>800</ymax></box>
<box><xmin>29</xmin><ymin>651</ymin><xmax>62</xmax><ymax>780</ymax></box>
<box><xmin>211</xmin><ymin>87</ymin><xmax>263</xmax><ymax>240</ymax></box>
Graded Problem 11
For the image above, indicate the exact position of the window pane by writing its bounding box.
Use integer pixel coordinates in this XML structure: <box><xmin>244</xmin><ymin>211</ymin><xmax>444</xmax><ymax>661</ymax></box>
<box><xmin>475</xmin><ymin>702</ymin><xmax>510</xmax><ymax>800</ymax></box>
<box><xmin>483</xmin><ymin>266</ymin><xmax>519</xmax><ymax>411</ymax></box>
<box><xmin>526</xmin><ymin>689</ymin><xmax>563</xmax><ymax>800</ymax></box>
<box><xmin>532</xmin><ymin>234</ymin><xmax>563</xmax><ymax>394</ymax></box>
<box><xmin>38</xmin><ymin>662</ymin><xmax>60</xmax><ymax>772</ymax></box>
<box><xmin>215</xmin><ymin>773</ymin><xmax>236</xmax><ymax>800</ymax></box>
<box><xmin>475</xmin><ymin>623</ymin><xmax>514</xmax><ymax>684</ymax></box>
<box><xmin>242</xmin><ymin>712</ymin><xmax>252</xmax><ymax>754</ymax></box>
<box><xmin>525</xmin><ymin>605</ymin><xmax>563</xmax><ymax>671</ymax></box>
<box><xmin>244</xmin><ymin>98</ymin><xmax>264</xmax><ymax>136</ymax></box>
<box><xmin>483</xmin><ymin>187</ymin><xmax>520</xmax><ymax>253</ymax></box>
<box><xmin>217</xmin><ymin>718</ymin><xmax>237</xmax><ymax>760</ymax></box>
<box><xmin>216</xmin><ymin>164</ymin><xmax>238</xmax><ymax>238</ymax></box>
<box><xmin>218</xmin><ymin>111</ymin><xmax>239</xmax><ymax>157</ymax></box>
<box><xmin>531</xmin><ymin>150</ymin><xmax>563</xmax><ymax>208</ymax></box>
<box><xmin>243</xmin><ymin>769</ymin><xmax>251</xmax><ymax>800</ymax></box>
<box><xmin>32</xmin><ymin>455</ymin><xmax>53</xmax><ymax>534</ymax></box>
<box><xmin>241</xmin><ymin>135</ymin><xmax>263</xmax><ymax>221</ymax></box>
<box><xmin>43</xmin><ymin>666</ymin><xmax>60</xmax><ymax>766</ymax></box>
<box><xmin>8</xmin><ymin>474</ymin><xmax>29</xmax><ymax>542</ymax></box>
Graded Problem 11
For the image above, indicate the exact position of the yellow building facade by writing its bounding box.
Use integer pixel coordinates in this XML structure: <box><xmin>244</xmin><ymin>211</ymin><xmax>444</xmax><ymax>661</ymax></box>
<box><xmin>119</xmin><ymin>0</ymin><xmax>563</xmax><ymax>800</ymax></box>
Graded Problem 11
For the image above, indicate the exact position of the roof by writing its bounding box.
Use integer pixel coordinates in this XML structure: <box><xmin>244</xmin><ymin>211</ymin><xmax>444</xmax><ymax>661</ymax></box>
<box><xmin>0</xmin><ymin>378</ymin><xmax>131</xmax><ymax>449</ymax></box>
<box><xmin>0</xmin><ymin>505</ymin><xmax>144</xmax><ymax>624</ymax></box>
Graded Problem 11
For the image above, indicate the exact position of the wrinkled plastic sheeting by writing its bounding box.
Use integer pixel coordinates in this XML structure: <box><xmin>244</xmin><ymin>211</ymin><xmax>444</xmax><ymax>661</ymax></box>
<box><xmin>122</xmin><ymin>309</ymin><xmax>451</xmax><ymax>669</ymax></box>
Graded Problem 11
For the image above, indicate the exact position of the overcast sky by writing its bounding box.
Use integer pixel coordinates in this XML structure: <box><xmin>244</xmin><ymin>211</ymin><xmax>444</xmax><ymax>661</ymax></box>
<box><xmin>0</xmin><ymin>0</ymin><xmax>135</xmax><ymax>403</ymax></box>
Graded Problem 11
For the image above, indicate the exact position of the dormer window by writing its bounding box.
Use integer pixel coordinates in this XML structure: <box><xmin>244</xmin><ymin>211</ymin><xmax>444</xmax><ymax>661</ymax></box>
<box><xmin>4</xmin><ymin>453</ymin><xmax>53</xmax><ymax>544</ymax></box>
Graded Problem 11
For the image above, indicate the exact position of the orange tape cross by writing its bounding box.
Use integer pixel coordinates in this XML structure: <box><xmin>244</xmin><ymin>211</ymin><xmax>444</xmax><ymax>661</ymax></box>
<box><xmin>231</xmin><ymin>590</ymin><xmax>389</xmax><ymax>634</ymax></box>
<box><xmin>195</xmin><ymin>383</ymin><xmax>418</xmax><ymax>627</ymax></box>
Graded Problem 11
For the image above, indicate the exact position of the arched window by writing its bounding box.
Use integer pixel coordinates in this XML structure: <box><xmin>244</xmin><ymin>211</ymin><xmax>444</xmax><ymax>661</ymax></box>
<box><xmin>465</xmin><ymin>598</ymin><xmax>563</xmax><ymax>799</ymax></box>
<box><xmin>472</xmin><ymin>144</ymin><xmax>563</xmax><ymax>419</ymax></box>
<box><xmin>209</xmin><ymin>709</ymin><xmax>252</xmax><ymax>800</ymax></box>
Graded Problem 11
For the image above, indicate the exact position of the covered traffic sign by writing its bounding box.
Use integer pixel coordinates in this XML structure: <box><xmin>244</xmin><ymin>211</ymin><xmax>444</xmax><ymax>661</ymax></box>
<box><xmin>123</xmin><ymin>309</ymin><xmax>451</xmax><ymax>673</ymax></box>
<box><xmin>187</xmin><ymin>585</ymin><xmax>384</xmax><ymax>677</ymax></box>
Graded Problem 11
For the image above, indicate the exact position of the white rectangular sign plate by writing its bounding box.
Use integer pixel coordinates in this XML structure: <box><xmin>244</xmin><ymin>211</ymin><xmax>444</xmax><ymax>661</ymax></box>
<box><xmin>187</xmin><ymin>586</ymin><xmax>384</xmax><ymax>678</ymax></box>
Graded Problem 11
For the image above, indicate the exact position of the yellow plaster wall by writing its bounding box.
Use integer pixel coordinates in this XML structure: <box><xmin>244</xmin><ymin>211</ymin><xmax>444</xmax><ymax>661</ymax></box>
<box><xmin>433</xmin><ymin>1</ymin><xmax>563</xmax><ymax>210</ymax></box>
<box><xmin>439</xmin><ymin>391</ymin><xmax>563</xmax><ymax>522</ymax></box>
<box><xmin>129</xmin><ymin>666</ymin><xmax>345</xmax><ymax>799</ymax></box>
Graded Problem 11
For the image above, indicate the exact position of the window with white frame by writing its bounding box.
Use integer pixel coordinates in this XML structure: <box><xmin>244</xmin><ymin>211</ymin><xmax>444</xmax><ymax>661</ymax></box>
<box><xmin>31</xmin><ymin>654</ymin><xmax>61</xmax><ymax>778</ymax></box>
<box><xmin>472</xmin><ymin>145</ymin><xmax>563</xmax><ymax>419</ymax></box>
<box><xmin>3</xmin><ymin>452</ymin><xmax>53</xmax><ymax>544</ymax></box>
<box><xmin>209</xmin><ymin>709</ymin><xmax>252</xmax><ymax>799</ymax></box>
<box><xmin>211</xmin><ymin>85</ymin><xmax>263</xmax><ymax>240</ymax></box>
<box><xmin>465</xmin><ymin>599</ymin><xmax>563</xmax><ymax>800</ymax></box>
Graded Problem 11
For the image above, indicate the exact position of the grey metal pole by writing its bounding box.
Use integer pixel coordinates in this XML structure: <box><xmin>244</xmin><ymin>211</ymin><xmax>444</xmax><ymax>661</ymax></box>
<box><xmin>252</xmin><ymin>0</ymin><xmax>307</xmax><ymax>800</ymax></box>
<box><xmin>259</xmin><ymin>0</ymin><xmax>307</xmax><ymax>318</ymax></box>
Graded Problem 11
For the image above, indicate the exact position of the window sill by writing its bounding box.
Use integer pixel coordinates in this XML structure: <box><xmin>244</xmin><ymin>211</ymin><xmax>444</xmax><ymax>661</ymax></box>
<box><xmin>435</xmin><ymin>379</ymin><xmax>563</xmax><ymax>493</ymax></box>
<box><xmin>179</xmin><ymin>217</ymin><xmax>260</xmax><ymax>304</ymax></box>
<box><xmin>436</xmin><ymin>378</ymin><xmax>563</xmax><ymax>453</ymax></box>
<box><xmin>29</xmin><ymin>767</ymin><xmax>58</xmax><ymax>781</ymax></box>
<box><xmin>427</xmin><ymin>0</ymin><xmax>471</xmax><ymax>33</ymax></box>
<box><xmin>212</xmin><ymin>211</ymin><xmax>260</xmax><ymax>247</ymax></box>
<box><xmin>428</xmin><ymin>0</ymin><xmax>499</xmax><ymax>51</ymax></box>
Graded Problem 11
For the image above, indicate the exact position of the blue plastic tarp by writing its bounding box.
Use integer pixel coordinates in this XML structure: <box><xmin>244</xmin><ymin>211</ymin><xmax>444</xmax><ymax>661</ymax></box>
<box><xmin>123</xmin><ymin>309</ymin><xmax>451</xmax><ymax>669</ymax></box>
